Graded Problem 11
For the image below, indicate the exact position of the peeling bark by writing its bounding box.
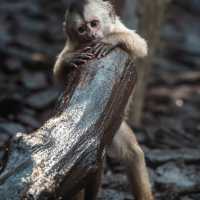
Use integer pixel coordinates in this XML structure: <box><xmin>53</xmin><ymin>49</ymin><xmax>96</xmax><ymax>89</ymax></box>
<box><xmin>0</xmin><ymin>49</ymin><xmax>136</xmax><ymax>200</ymax></box>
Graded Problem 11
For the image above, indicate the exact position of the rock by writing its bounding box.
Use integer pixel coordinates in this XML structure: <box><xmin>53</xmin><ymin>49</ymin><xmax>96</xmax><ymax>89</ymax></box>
<box><xmin>17</xmin><ymin>113</ymin><xmax>40</xmax><ymax>129</ymax></box>
<box><xmin>0</xmin><ymin>29</ymin><xmax>11</xmax><ymax>48</ymax></box>
<box><xmin>178</xmin><ymin>54</ymin><xmax>200</xmax><ymax>69</ymax></box>
<box><xmin>184</xmin><ymin>33</ymin><xmax>200</xmax><ymax>56</ymax></box>
<box><xmin>174</xmin><ymin>0</ymin><xmax>200</xmax><ymax>15</ymax></box>
<box><xmin>98</xmin><ymin>189</ymin><xmax>132</xmax><ymax>200</ymax></box>
<box><xmin>0</xmin><ymin>151</ymin><xmax>5</xmax><ymax>172</ymax></box>
<box><xmin>146</xmin><ymin>149</ymin><xmax>200</xmax><ymax>165</ymax></box>
<box><xmin>185</xmin><ymin>194</ymin><xmax>200</xmax><ymax>200</ymax></box>
<box><xmin>155</xmin><ymin>162</ymin><xmax>200</xmax><ymax>192</ymax></box>
<box><xmin>0</xmin><ymin>133</ymin><xmax>10</xmax><ymax>172</ymax></box>
<box><xmin>3</xmin><ymin>58</ymin><xmax>22</xmax><ymax>73</ymax></box>
<box><xmin>102</xmin><ymin>172</ymin><xmax>129</xmax><ymax>193</ymax></box>
<box><xmin>166</xmin><ymin>33</ymin><xmax>200</xmax><ymax>58</ymax></box>
<box><xmin>143</xmin><ymin>119</ymin><xmax>200</xmax><ymax>149</ymax></box>
<box><xmin>0</xmin><ymin>97</ymin><xmax>23</xmax><ymax>118</ymax></box>
<box><xmin>0</xmin><ymin>122</ymin><xmax>26</xmax><ymax>135</ymax></box>
<box><xmin>161</xmin><ymin>24</ymin><xmax>183</xmax><ymax>45</ymax></box>
<box><xmin>21</xmin><ymin>71</ymin><xmax>48</xmax><ymax>90</ymax></box>
<box><xmin>26</xmin><ymin>88</ymin><xmax>59</xmax><ymax>110</ymax></box>
<box><xmin>0</xmin><ymin>133</ymin><xmax>10</xmax><ymax>148</ymax></box>
<box><xmin>180</xmin><ymin>196</ymin><xmax>194</xmax><ymax>200</ymax></box>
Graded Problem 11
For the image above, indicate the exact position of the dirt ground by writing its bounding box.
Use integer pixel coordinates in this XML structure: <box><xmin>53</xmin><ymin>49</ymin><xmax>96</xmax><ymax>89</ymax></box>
<box><xmin>0</xmin><ymin>0</ymin><xmax>200</xmax><ymax>199</ymax></box>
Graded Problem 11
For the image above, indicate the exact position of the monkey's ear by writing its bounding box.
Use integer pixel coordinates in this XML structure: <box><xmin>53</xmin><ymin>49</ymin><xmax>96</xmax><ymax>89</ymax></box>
<box><xmin>64</xmin><ymin>9</ymin><xmax>69</xmax><ymax>22</ymax></box>
<box><xmin>63</xmin><ymin>8</ymin><xmax>68</xmax><ymax>28</ymax></box>
<box><xmin>62</xmin><ymin>21</ymin><xmax>67</xmax><ymax>33</ymax></box>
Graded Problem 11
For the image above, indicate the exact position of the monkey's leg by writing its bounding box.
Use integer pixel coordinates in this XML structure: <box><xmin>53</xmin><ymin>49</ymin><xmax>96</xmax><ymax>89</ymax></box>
<box><xmin>107</xmin><ymin>122</ymin><xmax>154</xmax><ymax>200</ymax></box>
<box><xmin>84</xmin><ymin>162</ymin><xmax>103</xmax><ymax>200</ymax></box>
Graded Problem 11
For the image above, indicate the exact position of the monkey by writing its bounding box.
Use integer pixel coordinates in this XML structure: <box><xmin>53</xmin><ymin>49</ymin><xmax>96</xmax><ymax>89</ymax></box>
<box><xmin>53</xmin><ymin>0</ymin><xmax>147</xmax><ymax>81</ymax></box>
<box><xmin>53</xmin><ymin>1</ymin><xmax>153</xmax><ymax>200</ymax></box>
<box><xmin>107</xmin><ymin>122</ymin><xmax>154</xmax><ymax>200</ymax></box>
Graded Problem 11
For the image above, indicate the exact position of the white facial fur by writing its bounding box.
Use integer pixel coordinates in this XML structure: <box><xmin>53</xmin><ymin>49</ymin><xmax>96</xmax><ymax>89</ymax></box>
<box><xmin>83</xmin><ymin>0</ymin><xmax>114</xmax><ymax>34</ymax></box>
<box><xmin>65</xmin><ymin>0</ymin><xmax>116</xmax><ymax>45</ymax></box>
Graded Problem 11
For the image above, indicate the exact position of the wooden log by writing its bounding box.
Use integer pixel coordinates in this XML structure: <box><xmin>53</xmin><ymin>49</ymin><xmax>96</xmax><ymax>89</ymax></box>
<box><xmin>0</xmin><ymin>48</ymin><xmax>136</xmax><ymax>200</ymax></box>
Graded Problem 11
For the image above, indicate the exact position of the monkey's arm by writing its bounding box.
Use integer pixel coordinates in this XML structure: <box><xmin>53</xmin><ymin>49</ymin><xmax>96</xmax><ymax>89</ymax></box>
<box><xmin>53</xmin><ymin>42</ymin><xmax>72</xmax><ymax>80</ymax></box>
<box><xmin>53</xmin><ymin>43</ymin><xmax>94</xmax><ymax>82</ymax></box>
<box><xmin>103</xmin><ymin>18</ymin><xmax>148</xmax><ymax>58</ymax></box>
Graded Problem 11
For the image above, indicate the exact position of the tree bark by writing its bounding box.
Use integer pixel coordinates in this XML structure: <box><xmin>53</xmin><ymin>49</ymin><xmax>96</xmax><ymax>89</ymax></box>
<box><xmin>114</xmin><ymin>0</ymin><xmax>170</xmax><ymax>126</ymax></box>
<box><xmin>0</xmin><ymin>48</ymin><xmax>137</xmax><ymax>200</ymax></box>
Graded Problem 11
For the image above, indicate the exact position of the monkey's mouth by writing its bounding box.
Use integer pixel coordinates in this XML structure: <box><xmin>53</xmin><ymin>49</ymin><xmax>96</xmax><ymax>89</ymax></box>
<box><xmin>81</xmin><ymin>38</ymin><xmax>99</xmax><ymax>45</ymax></box>
<box><xmin>83</xmin><ymin>33</ymin><xmax>103</xmax><ymax>43</ymax></box>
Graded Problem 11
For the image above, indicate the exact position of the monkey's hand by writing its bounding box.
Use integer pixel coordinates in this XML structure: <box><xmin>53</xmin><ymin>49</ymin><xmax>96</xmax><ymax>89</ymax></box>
<box><xmin>90</xmin><ymin>42</ymin><xmax>118</xmax><ymax>59</ymax></box>
<box><xmin>96</xmin><ymin>32</ymin><xmax>148</xmax><ymax>59</ymax></box>
<box><xmin>68</xmin><ymin>49</ymin><xmax>95</xmax><ymax>68</ymax></box>
<box><xmin>54</xmin><ymin>48</ymin><xmax>95</xmax><ymax>82</ymax></box>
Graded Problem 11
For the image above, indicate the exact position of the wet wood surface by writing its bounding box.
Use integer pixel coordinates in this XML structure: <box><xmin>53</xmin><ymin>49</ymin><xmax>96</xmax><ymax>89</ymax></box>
<box><xmin>0</xmin><ymin>49</ymin><xmax>136</xmax><ymax>200</ymax></box>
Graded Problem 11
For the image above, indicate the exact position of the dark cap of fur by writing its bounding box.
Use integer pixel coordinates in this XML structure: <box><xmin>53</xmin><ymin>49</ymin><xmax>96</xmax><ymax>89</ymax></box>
<box><xmin>65</xmin><ymin>0</ymin><xmax>89</xmax><ymax>19</ymax></box>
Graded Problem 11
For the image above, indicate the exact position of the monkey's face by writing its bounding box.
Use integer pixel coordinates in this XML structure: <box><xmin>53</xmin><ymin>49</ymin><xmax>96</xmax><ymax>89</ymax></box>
<box><xmin>68</xmin><ymin>12</ymin><xmax>104</xmax><ymax>45</ymax></box>
<box><xmin>65</xmin><ymin>1</ymin><xmax>114</xmax><ymax>45</ymax></box>
<box><xmin>76</xmin><ymin>17</ymin><xmax>103</xmax><ymax>43</ymax></box>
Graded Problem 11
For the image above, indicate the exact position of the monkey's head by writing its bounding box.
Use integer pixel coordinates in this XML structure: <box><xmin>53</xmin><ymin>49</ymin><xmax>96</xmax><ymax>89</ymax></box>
<box><xmin>64</xmin><ymin>0</ymin><xmax>116</xmax><ymax>45</ymax></box>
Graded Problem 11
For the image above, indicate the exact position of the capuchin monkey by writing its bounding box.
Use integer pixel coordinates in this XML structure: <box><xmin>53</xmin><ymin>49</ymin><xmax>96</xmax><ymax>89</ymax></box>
<box><xmin>54</xmin><ymin>0</ymin><xmax>147</xmax><ymax>80</ymax></box>
<box><xmin>54</xmin><ymin>0</ymin><xmax>153</xmax><ymax>200</ymax></box>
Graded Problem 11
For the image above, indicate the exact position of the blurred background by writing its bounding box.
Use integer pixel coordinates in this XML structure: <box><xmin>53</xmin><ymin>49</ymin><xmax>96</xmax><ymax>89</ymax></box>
<box><xmin>0</xmin><ymin>0</ymin><xmax>200</xmax><ymax>199</ymax></box>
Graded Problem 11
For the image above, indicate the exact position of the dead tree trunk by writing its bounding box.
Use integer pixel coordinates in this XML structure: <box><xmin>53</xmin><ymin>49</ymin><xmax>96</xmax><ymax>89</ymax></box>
<box><xmin>0</xmin><ymin>48</ymin><xmax>136</xmax><ymax>200</ymax></box>
<box><xmin>114</xmin><ymin>0</ymin><xmax>169</xmax><ymax>125</ymax></box>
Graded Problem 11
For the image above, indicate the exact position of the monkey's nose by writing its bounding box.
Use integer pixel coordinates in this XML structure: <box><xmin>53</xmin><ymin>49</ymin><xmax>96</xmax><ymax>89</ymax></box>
<box><xmin>88</xmin><ymin>32</ymin><xmax>95</xmax><ymax>39</ymax></box>
<box><xmin>91</xmin><ymin>34</ymin><xmax>96</xmax><ymax>39</ymax></box>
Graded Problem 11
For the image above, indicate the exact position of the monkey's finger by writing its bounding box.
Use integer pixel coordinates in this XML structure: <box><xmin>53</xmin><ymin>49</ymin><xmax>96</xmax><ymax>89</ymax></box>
<box><xmin>82</xmin><ymin>46</ymin><xmax>92</xmax><ymax>52</ymax></box>
<box><xmin>97</xmin><ymin>50</ymin><xmax>106</xmax><ymax>58</ymax></box>
<box><xmin>91</xmin><ymin>42</ymin><xmax>102</xmax><ymax>51</ymax></box>
<box><xmin>72</xmin><ymin>53</ymin><xmax>93</xmax><ymax>61</ymax></box>
<box><xmin>99</xmin><ymin>44</ymin><xmax>118</xmax><ymax>58</ymax></box>
<box><xmin>69</xmin><ymin>63</ymin><xmax>79</xmax><ymax>69</ymax></box>
<box><xmin>97</xmin><ymin>46</ymin><xmax>111</xmax><ymax>58</ymax></box>
<box><xmin>93</xmin><ymin>43</ymin><xmax>104</xmax><ymax>50</ymax></box>
<box><xmin>96</xmin><ymin>45</ymin><xmax>110</xmax><ymax>58</ymax></box>
<box><xmin>102</xmin><ymin>45</ymin><xmax>116</xmax><ymax>57</ymax></box>
<box><xmin>73</xmin><ymin>58</ymin><xmax>88</xmax><ymax>65</ymax></box>
<box><xmin>93</xmin><ymin>43</ymin><xmax>105</xmax><ymax>56</ymax></box>
<box><xmin>77</xmin><ymin>53</ymin><xmax>94</xmax><ymax>60</ymax></box>
<box><xmin>81</xmin><ymin>52</ymin><xmax>95</xmax><ymax>57</ymax></box>
<box><xmin>78</xmin><ymin>47</ymin><xmax>91</xmax><ymax>53</ymax></box>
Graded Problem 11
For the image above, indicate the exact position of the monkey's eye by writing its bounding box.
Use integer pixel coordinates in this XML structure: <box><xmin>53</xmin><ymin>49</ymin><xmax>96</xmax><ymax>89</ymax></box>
<box><xmin>90</xmin><ymin>20</ymin><xmax>99</xmax><ymax>28</ymax></box>
<box><xmin>78</xmin><ymin>26</ymin><xmax>86</xmax><ymax>34</ymax></box>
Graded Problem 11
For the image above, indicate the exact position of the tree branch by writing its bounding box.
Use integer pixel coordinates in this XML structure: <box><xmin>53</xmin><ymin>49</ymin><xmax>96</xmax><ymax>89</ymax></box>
<box><xmin>0</xmin><ymin>48</ymin><xmax>136</xmax><ymax>200</ymax></box>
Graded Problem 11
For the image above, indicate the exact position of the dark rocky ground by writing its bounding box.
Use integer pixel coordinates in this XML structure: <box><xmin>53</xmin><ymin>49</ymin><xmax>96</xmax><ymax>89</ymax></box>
<box><xmin>0</xmin><ymin>0</ymin><xmax>200</xmax><ymax>199</ymax></box>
